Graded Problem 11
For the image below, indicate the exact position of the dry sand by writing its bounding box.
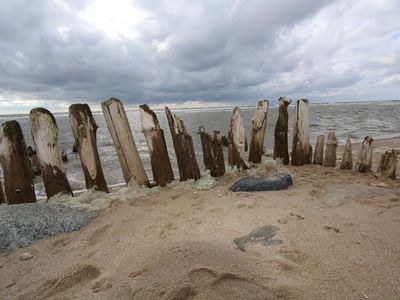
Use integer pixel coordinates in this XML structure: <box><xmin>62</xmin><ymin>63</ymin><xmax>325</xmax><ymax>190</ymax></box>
<box><xmin>1</xmin><ymin>139</ymin><xmax>400</xmax><ymax>299</ymax></box>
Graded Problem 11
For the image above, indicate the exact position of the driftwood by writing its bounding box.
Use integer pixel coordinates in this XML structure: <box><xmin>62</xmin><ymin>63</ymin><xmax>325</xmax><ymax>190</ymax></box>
<box><xmin>198</xmin><ymin>126</ymin><xmax>225</xmax><ymax>177</ymax></box>
<box><xmin>30</xmin><ymin>108</ymin><xmax>73</xmax><ymax>198</ymax></box>
<box><xmin>0</xmin><ymin>121</ymin><xmax>36</xmax><ymax>204</ymax></box>
<box><xmin>291</xmin><ymin>99</ymin><xmax>310</xmax><ymax>166</ymax></box>
<box><xmin>377</xmin><ymin>149</ymin><xmax>397</xmax><ymax>179</ymax></box>
<box><xmin>248</xmin><ymin>100</ymin><xmax>269</xmax><ymax>163</ymax></box>
<box><xmin>356</xmin><ymin>136</ymin><xmax>374</xmax><ymax>172</ymax></box>
<box><xmin>273</xmin><ymin>96</ymin><xmax>291</xmax><ymax>165</ymax></box>
<box><xmin>340</xmin><ymin>139</ymin><xmax>353</xmax><ymax>170</ymax></box>
<box><xmin>313</xmin><ymin>135</ymin><xmax>324</xmax><ymax>165</ymax></box>
<box><xmin>165</xmin><ymin>107</ymin><xmax>200</xmax><ymax>181</ymax></box>
<box><xmin>69</xmin><ymin>104</ymin><xmax>109</xmax><ymax>193</ymax></box>
<box><xmin>228</xmin><ymin>107</ymin><xmax>248</xmax><ymax>170</ymax></box>
<box><xmin>139</xmin><ymin>104</ymin><xmax>174</xmax><ymax>186</ymax></box>
<box><xmin>102</xmin><ymin>98</ymin><xmax>149</xmax><ymax>186</ymax></box>
<box><xmin>323</xmin><ymin>132</ymin><xmax>337</xmax><ymax>167</ymax></box>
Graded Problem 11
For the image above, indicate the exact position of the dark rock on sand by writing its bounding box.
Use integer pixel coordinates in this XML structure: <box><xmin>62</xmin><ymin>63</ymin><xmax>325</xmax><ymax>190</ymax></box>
<box><xmin>234</xmin><ymin>225</ymin><xmax>282</xmax><ymax>251</ymax></box>
<box><xmin>0</xmin><ymin>203</ymin><xmax>97</xmax><ymax>251</ymax></box>
<box><xmin>229</xmin><ymin>173</ymin><xmax>293</xmax><ymax>192</ymax></box>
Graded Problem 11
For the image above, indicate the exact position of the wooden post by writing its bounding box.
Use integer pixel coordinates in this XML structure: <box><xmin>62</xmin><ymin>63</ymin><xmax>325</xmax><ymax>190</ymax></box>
<box><xmin>356</xmin><ymin>136</ymin><xmax>374</xmax><ymax>172</ymax></box>
<box><xmin>228</xmin><ymin>107</ymin><xmax>248</xmax><ymax>170</ymax></box>
<box><xmin>101</xmin><ymin>98</ymin><xmax>149</xmax><ymax>186</ymax></box>
<box><xmin>313</xmin><ymin>135</ymin><xmax>324</xmax><ymax>165</ymax></box>
<box><xmin>139</xmin><ymin>104</ymin><xmax>174</xmax><ymax>187</ymax></box>
<box><xmin>198</xmin><ymin>126</ymin><xmax>225</xmax><ymax>177</ymax></box>
<box><xmin>248</xmin><ymin>100</ymin><xmax>269</xmax><ymax>164</ymax></box>
<box><xmin>30</xmin><ymin>108</ymin><xmax>73</xmax><ymax>198</ymax></box>
<box><xmin>308</xmin><ymin>144</ymin><xmax>313</xmax><ymax>165</ymax></box>
<box><xmin>291</xmin><ymin>99</ymin><xmax>310</xmax><ymax>166</ymax></box>
<box><xmin>69</xmin><ymin>104</ymin><xmax>109</xmax><ymax>193</ymax></box>
<box><xmin>165</xmin><ymin>107</ymin><xmax>200</xmax><ymax>181</ymax></box>
<box><xmin>377</xmin><ymin>149</ymin><xmax>397</xmax><ymax>179</ymax></box>
<box><xmin>323</xmin><ymin>131</ymin><xmax>337</xmax><ymax>167</ymax></box>
<box><xmin>0</xmin><ymin>121</ymin><xmax>36</xmax><ymax>204</ymax></box>
<box><xmin>273</xmin><ymin>96</ymin><xmax>291</xmax><ymax>165</ymax></box>
<box><xmin>0</xmin><ymin>180</ymin><xmax>5</xmax><ymax>203</ymax></box>
<box><xmin>340</xmin><ymin>138</ymin><xmax>353</xmax><ymax>170</ymax></box>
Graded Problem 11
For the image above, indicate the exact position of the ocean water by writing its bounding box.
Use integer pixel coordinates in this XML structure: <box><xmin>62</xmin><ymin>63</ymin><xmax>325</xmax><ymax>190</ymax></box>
<box><xmin>0</xmin><ymin>100</ymin><xmax>399</xmax><ymax>198</ymax></box>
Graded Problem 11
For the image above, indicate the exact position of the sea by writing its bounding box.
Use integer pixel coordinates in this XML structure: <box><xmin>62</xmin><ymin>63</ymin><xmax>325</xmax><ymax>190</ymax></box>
<box><xmin>0</xmin><ymin>100</ymin><xmax>399</xmax><ymax>198</ymax></box>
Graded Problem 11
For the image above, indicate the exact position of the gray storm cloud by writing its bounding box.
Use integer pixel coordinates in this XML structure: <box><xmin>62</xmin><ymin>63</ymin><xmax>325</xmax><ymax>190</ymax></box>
<box><xmin>0</xmin><ymin>0</ymin><xmax>399</xmax><ymax>112</ymax></box>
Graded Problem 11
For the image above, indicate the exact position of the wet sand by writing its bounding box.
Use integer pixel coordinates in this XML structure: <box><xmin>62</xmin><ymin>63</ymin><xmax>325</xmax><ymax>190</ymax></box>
<box><xmin>1</xmin><ymin>139</ymin><xmax>399</xmax><ymax>299</ymax></box>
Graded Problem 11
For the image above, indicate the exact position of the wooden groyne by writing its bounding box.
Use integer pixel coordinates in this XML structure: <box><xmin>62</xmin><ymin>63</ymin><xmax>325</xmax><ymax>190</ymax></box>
<box><xmin>0</xmin><ymin>97</ymin><xmax>398</xmax><ymax>204</ymax></box>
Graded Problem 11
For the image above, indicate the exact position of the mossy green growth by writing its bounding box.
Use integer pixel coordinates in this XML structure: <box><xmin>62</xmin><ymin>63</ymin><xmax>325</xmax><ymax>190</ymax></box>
<box><xmin>1</xmin><ymin>120</ymin><xmax>20</xmax><ymax>136</ymax></box>
<box><xmin>102</xmin><ymin>97</ymin><xmax>121</xmax><ymax>106</ymax></box>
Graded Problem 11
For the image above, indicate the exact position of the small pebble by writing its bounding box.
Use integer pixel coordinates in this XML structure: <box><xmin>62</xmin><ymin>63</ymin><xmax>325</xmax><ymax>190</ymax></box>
<box><xmin>19</xmin><ymin>252</ymin><xmax>34</xmax><ymax>261</ymax></box>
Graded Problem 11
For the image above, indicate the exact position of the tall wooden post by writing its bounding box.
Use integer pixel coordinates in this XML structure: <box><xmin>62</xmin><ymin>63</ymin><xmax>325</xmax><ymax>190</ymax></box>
<box><xmin>0</xmin><ymin>121</ymin><xmax>36</xmax><ymax>204</ymax></box>
<box><xmin>139</xmin><ymin>104</ymin><xmax>174</xmax><ymax>187</ymax></box>
<box><xmin>69</xmin><ymin>104</ymin><xmax>109</xmax><ymax>193</ymax></box>
<box><xmin>0</xmin><ymin>180</ymin><xmax>5</xmax><ymax>203</ymax></box>
<box><xmin>340</xmin><ymin>139</ymin><xmax>353</xmax><ymax>170</ymax></box>
<box><xmin>313</xmin><ymin>135</ymin><xmax>324</xmax><ymax>165</ymax></box>
<box><xmin>377</xmin><ymin>149</ymin><xmax>397</xmax><ymax>179</ymax></box>
<box><xmin>228</xmin><ymin>107</ymin><xmax>248</xmax><ymax>170</ymax></box>
<box><xmin>165</xmin><ymin>107</ymin><xmax>200</xmax><ymax>181</ymax></box>
<box><xmin>248</xmin><ymin>100</ymin><xmax>269</xmax><ymax>164</ymax></box>
<box><xmin>356</xmin><ymin>136</ymin><xmax>374</xmax><ymax>172</ymax></box>
<box><xmin>101</xmin><ymin>98</ymin><xmax>149</xmax><ymax>186</ymax></box>
<box><xmin>199</xmin><ymin>126</ymin><xmax>225</xmax><ymax>177</ymax></box>
<box><xmin>30</xmin><ymin>108</ymin><xmax>73</xmax><ymax>198</ymax></box>
<box><xmin>323</xmin><ymin>131</ymin><xmax>337</xmax><ymax>167</ymax></box>
<box><xmin>291</xmin><ymin>99</ymin><xmax>310</xmax><ymax>166</ymax></box>
<box><xmin>273</xmin><ymin>96</ymin><xmax>291</xmax><ymax>165</ymax></box>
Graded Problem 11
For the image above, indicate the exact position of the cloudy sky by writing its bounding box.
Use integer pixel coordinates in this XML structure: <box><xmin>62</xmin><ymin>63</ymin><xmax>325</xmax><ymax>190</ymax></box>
<box><xmin>0</xmin><ymin>0</ymin><xmax>399</xmax><ymax>113</ymax></box>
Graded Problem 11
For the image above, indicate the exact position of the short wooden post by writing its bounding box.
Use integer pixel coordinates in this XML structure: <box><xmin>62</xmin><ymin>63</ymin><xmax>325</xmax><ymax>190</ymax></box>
<box><xmin>340</xmin><ymin>139</ymin><xmax>353</xmax><ymax>170</ymax></box>
<box><xmin>27</xmin><ymin>146</ymin><xmax>41</xmax><ymax>176</ymax></box>
<box><xmin>228</xmin><ymin>107</ymin><xmax>248</xmax><ymax>170</ymax></box>
<box><xmin>377</xmin><ymin>149</ymin><xmax>397</xmax><ymax>179</ymax></box>
<box><xmin>69</xmin><ymin>104</ymin><xmax>109</xmax><ymax>193</ymax></box>
<box><xmin>165</xmin><ymin>107</ymin><xmax>200</xmax><ymax>181</ymax></box>
<box><xmin>139</xmin><ymin>104</ymin><xmax>174</xmax><ymax>187</ymax></box>
<box><xmin>102</xmin><ymin>98</ymin><xmax>149</xmax><ymax>186</ymax></box>
<box><xmin>356</xmin><ymin>136</ymin><xmax>374</xmax><ymax>172</ymax></box>
<box><xmin>273</xmin><ymin>96</ymin><xmax>291</xmax><ymax>165</ymax></box>
<box><xmin>323</xmin><ymin>131</ymin><xmax>337</xmax><ymax>167</ymax></box>
<box><xmin>248</xmin><ymin>100</ymin><xmax>269</xmax><ymax>164</ymax></box>
<box><xmin>199</xmin><ymin>126</ymin><xmax>225</xmax><ymax>177</ymax></box>
<box><xmin>308</xmin><ymin>144</ymin><xmax>313</xmax><ymax>164</ymax></box>
<box><xmin>291</xmin><ymin>99</ymin><xmax>310</xmax><ymax>166</ymax></box>
<box><xmin>0</xmin><ymin>121</ymin><xmax>36</xmax><ymax>204</ymax></box>
<box><xmin>30</xmin><ymin>108</ymin><xmax>73</xmax><ymax>198</ymax></box>
<box><xmin>313</xmin><ymin>135</ymin><xmax>324</xmax><ymax>165</ymax></box>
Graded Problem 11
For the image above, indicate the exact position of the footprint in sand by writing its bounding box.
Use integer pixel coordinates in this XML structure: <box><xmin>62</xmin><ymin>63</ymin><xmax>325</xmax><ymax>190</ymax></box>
<box><xmin>183</xmin><ymin>267</ymin><xmax>279</xmax><ymax>299</ymax></box>
<box><xmin>323</xmin><ymin>225</ymin><xmax>342</xmax><ymax>233</ymax></box>
<box><xmin>88</xmin><ymin>224</ymin><xmax>112</xmax><ymax>246</ymax></box>
<box><xmin>278</xmin><ymin>212</ymin><xmax>305</xmax><ymax>224</ymax></box>
<box><xmin>279</xmin><ymin>248</ymin><xmax>308</xmax><ymax>265</ymax></box>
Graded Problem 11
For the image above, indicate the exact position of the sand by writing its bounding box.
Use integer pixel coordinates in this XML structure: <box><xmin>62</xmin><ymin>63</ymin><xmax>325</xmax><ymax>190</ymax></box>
<box><xmin>1</xmin><ymin>139</ymin><xmax>400</xmax><ymax>299</ymax></box>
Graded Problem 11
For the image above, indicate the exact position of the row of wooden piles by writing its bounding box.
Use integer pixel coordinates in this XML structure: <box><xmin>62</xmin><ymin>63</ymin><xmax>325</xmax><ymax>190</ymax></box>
<box><xmin>0</xmin><ymin>97</ymin><xmax>397</xmax><ymax>205</ymax></box>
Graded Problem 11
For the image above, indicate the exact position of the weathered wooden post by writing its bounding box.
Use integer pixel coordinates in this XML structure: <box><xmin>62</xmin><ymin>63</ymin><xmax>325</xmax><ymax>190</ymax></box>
<box><xmin>273</xmin><ymin>96</ymin><xmax>291</xmax><ymax>165</ymax></box>
<box><xmin>139</xmin><ymin>104</ymin><xmax>174</xmax><ymax>187</ymax></box>
<box><xmin>323</xmin><ymin>131</ymin><xmax>337</xmax><ymax>167</ymax></box>
<box><xmin>165</xmin><ymin>107</ymin><xmax>200</xmax><ymax>181</ymax></box>
<box><xmin>377</xmin><ymin>149</ymin><xmax>397</xmax><ymax>179</ymax></box>
<box><xmin>101</xmin><ymin>98</ymin><xmax>149</xmax><ymax>186</ymax></box>
<box><xmin>248</xmin><ymin>100</ymin><xmax>269</xmax><ymax>164</ymax></box>
<box><xmin>0</xmin><ymin>180</ymin><xmax>5</xmax><ymax>203</ymax></box>
<box><xmin>313</xmin><ymin>135</ymin><xmax>324</xmax><ymax>165</ymax></box>
<box><xmin>198</xmin><ymin>126</ymin><xmax>225</xmax><ymax>177</ymax></box>
<box><xmin>69</xmin><ymin>104</ymin><xmax>109</xmax><ymax>193</ymax></box>
<box><xmin>340</xmin><ymin>139</ymin><xmax>353</xmax><ymax>170</ymax></box>
<box><xmin>228</xmin><ymin>107</ymin><xmax>248</xmax><ymax>170</ymax></box>
<box><xmin>0</xmin><ymin>121</ymin><xmax>36</xmax><ymax>204</ymax></box>
<box><xmin>356</xmin><ymin>136</ymin><xmax>374</xmax><ymax>172</ymax></box>
<box><xmin>30</xmin><ymin>108</ymin><xmax>73</xmax><ymax>198</ymax></box>
<box><xmin>291</xmin><ymin>99</ymin><xmax>310</xmax><ymax>166</ymax></box>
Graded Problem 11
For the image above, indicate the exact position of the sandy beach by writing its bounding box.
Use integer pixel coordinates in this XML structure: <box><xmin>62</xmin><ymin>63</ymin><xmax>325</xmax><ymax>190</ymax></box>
<box><xmin>1</xmin><ymin>139</ymin><xmax>400</xmax><ymax>300</ymax></box>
